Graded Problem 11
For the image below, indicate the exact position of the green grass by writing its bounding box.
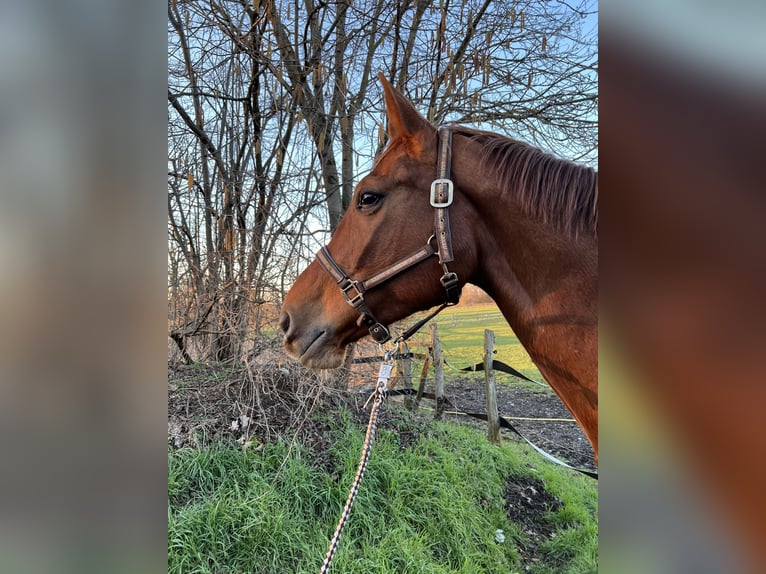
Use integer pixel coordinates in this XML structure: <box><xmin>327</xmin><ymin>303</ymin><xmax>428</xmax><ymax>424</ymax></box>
<box><xmin>168</xmin><ymin>408</ymin><xmax>597</xmax><ymax>573</ymax></box>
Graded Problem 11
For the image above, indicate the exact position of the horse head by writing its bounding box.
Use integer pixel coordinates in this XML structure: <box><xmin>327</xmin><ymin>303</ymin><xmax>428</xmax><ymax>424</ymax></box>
<box><xmin>280</xmin><ymin>75</ymin><xmax>478</xmax><ymax>368</ymax></box>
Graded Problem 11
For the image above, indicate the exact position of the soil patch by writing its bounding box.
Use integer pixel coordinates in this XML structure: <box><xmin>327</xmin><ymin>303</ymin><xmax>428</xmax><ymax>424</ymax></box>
<box><xmin>438</xmin><ymin>377</ymin><xmax>595</xmax><ymax>471</ymax></box>
<box><xmin>504</xmin><ymin>475</ymin><xmax>564</xmax><ymax>566</ymax></box>
<box><xmin>167</xmin><ymin>361</ymin><xmax>339</xmax><ymax>448</ymax></box>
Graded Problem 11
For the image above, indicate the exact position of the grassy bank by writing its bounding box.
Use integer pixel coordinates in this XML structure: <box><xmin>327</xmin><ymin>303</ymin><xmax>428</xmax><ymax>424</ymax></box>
<box><xmin>168</xmin><ymin>407</ymin><xmax>597</xmax><ymax>573</ymax></box>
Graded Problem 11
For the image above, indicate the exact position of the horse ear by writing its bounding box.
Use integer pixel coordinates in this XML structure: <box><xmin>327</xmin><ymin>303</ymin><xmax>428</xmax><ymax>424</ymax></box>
<box><xmin>379</xmin><ymin>72</ymin><xmax>432</xmax><ymax>142</ymax></box>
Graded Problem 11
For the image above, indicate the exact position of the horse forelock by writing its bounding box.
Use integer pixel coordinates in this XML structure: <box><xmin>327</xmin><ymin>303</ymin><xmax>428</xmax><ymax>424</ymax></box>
<box><xmin>452</xmin><ymin>126</ymin><xmax>598</xmax><ymax>239</ymax></box>
<box><xmin>372</xmin><ymin>137</ymin><xmax>409</xmax><ymax>171</ymax></box>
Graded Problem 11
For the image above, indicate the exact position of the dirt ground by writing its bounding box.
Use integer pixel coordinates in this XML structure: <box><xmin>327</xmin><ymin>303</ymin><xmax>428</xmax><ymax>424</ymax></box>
<box><xmin>437</xmin><ymin>377</ymin><xmax>596</xmax><ymax>471</ymax></box>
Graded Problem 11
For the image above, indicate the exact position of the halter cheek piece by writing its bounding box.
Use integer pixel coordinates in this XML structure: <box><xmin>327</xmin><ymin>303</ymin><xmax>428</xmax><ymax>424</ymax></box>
<box><xmin>315</xmin><ymin>127</ymin><xmax>461</xmax><ymax>344</ymax></box>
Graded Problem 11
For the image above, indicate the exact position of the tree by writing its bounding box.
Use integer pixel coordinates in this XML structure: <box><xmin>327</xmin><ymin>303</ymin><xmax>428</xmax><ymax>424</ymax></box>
<box><xmin>167</xmin><ymin>0</ymin><xmax>597</xmax><ymax>362</ymax></box>
<box><xmin>168</xmin><ymin>0</ymin><xmax>323</xmax><ymax>360</ymax></box>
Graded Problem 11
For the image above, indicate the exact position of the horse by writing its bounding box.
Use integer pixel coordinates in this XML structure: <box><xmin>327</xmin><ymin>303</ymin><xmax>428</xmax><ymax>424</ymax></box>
<box><xmin>280</xmin><ymin>74</ymin><xmax>598</xmax><ymax>460</ymax></box>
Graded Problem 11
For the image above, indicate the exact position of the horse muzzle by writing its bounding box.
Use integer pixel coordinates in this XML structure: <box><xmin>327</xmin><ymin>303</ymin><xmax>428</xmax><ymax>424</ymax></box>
<box><xmin>279</xmin><ymin>308</ymin><xmax>349</xmax><ymax>369</ymax></box>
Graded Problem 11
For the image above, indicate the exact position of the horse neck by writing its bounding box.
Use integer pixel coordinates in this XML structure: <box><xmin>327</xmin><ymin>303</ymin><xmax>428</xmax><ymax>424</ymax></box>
<box><xmin>463</xmin><ymin>189</ymin><xmax>598</xmax><ymax>355</ymax></box>
<box><xmin>450</xmin><ymin>133</ymin><xmax>597</xmax><ymax>322</ymax></box>
<box><xmin>451</xmin><ymin>133</ymin><xmax>599</xmax><ymax>454</ymax></box>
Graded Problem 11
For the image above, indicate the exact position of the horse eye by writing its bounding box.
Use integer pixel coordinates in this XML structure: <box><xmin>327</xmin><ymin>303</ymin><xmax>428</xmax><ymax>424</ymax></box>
<box><xmin>358</xmin><ymin>192</ymin><xmax>382</xmax><ymax>208</ymax></box>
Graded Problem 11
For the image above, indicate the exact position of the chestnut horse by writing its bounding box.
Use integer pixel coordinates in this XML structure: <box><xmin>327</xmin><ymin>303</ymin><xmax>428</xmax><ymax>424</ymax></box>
<box><xmin>281</xmin><ymin>75</ymin><xmax>598</xmax><ymax>460</ymax></box>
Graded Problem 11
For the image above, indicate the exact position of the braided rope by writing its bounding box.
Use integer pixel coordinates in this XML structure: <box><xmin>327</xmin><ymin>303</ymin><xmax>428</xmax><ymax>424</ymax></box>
<box><xmin>319</xmin><ymin>357</ymin><xmax>393</xmax><ymax>574</ymax></box>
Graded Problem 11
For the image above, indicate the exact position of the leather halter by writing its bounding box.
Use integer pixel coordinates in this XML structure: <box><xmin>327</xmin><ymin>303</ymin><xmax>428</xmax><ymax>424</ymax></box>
<box><xmin>315</xmin><ymin>127</ymin><xmax>461</xmax><ymax>344</ymax></box>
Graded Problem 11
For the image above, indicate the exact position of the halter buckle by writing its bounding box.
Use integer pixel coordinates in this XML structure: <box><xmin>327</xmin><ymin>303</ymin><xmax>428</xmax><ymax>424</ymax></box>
<box><xmin>430</xmin><ymin>178</ymin><xmax>454</xmax><ymax>208</ymax></box>
<box><xmin>440</xmin><ymin>272</ymin><xmax>461</xmax><ymax>304</ymax></box>
<box><xmin>341</xmin><ymin>279</ymin><xmax>365</xmax><ymax>306</ymax></box>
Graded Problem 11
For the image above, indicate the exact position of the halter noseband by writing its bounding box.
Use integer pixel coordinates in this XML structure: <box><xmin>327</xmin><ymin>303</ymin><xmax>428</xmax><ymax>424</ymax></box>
<box><xmin>315</xmin><ymin>127</ymin><xmax>461</xmax><ymax>344</ymax></box>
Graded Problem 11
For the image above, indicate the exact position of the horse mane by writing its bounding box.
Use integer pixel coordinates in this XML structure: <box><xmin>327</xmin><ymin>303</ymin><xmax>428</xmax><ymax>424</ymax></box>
<box><xmin>452</xmin><ymin>126</ymin><xmax>598</xmax><ymax>239</ymax></box>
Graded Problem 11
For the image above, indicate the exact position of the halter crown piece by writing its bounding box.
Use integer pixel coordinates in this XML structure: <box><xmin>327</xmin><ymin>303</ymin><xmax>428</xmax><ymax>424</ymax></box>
<box><xmin>315</xmin><ymin>127</ymin><xmax>461</xmax><ymax>344</ymax></box>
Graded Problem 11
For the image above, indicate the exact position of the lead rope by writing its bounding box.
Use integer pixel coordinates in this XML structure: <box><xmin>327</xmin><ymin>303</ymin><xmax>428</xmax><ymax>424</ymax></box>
<box><xmin>319</xmin><ymin>350</ymin><xmax>395</xmax><ymax>574</ymax></box>
<box><xmin>318</xmin><ymin>128</ymin><xmax>457</xmax><ymax>572</ymax></box>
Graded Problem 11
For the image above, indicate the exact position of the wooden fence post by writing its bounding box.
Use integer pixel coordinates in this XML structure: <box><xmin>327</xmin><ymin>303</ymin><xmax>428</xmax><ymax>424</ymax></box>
<box><xmin>400</xmin><ymin>342</ymin><xmax>414</xmax><ymax>408</ymax></box>
<box><xmin>390</xmin><ymin>343</ymin><xmax>401</xmax><ymax>390</ymax></box>
<box><xmin>415</xmin><ymin>348</ymin><xmax>431</xmax><ymax>409</ymax></box>
<box><xmin>484</xmin><ymin>329</ymin><xmax>501</xmax><ymax>444</ymax></box>
<box><xmin>432</xmin><ymin>323</ymin><xmax>445</xmax><ymax>419</ymax></box>
<box><xmin>402</xmin><ymin>342</ymin><xmax>412</xmax><ymax>389</ymax></box>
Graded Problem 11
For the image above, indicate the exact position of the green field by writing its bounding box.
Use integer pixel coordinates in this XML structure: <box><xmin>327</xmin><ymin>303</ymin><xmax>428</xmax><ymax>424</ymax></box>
<box><xmin>168</xmin><ymin>408</ymin><xmax>597</xmax><ymax>573</ymax></box>
<box><xmin>398</xmin><ymin>303</ymin><xmax>545</xmax><ymax>390</ymax></box>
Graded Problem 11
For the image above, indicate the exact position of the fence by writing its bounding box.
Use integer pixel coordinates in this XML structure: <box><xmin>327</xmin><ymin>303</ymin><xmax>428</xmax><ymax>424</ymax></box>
<box><xmin>351</xmin><ymin>325</ymin><xmax>548</xmax><ymax>445</ymax></box>
<box><xmin>350</xmin><ymin>325</ymin><xmax>597</xmax><ymax>478</ymax></box>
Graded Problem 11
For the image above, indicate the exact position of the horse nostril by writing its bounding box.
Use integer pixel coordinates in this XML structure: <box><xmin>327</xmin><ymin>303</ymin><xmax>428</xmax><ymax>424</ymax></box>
<box><xmin>278</xmin><ymin>311</ymin><xmax>290</xmax><ymax>335</ymax></box>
